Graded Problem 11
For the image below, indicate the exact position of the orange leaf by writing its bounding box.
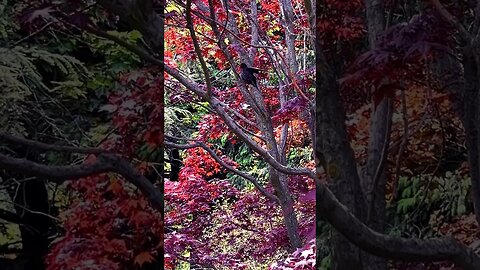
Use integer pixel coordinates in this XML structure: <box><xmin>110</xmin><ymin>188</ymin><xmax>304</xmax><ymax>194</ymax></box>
<box><xmin>134</xmin><ymin>251</ymin><xmax>155</xmax><ymax>266</ymax></box>
<box><xmin>107</xmin><ymin>180</ymin><xmax>123</xmax><ymax>194</ymax></box>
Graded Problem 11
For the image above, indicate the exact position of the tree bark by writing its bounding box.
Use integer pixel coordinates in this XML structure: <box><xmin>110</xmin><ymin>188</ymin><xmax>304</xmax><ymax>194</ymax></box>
<box><xmin>279</xmin><ymin>0</ymin><xmax>299</xmax><ymax>73</ymax></box>
<box><xmin>315</xmin><ymin>30</ymin><xmax>366</xmax><ymax>269</ymax></box>
<box><xmin>462</xmin><ymin>46</ymin><xmax>480</xmax><ymax>225</ymax></box>
<box><xmin>1</xmin><ymin>146</ymin><xmax>55</xmax><ymax>270</ymax></box>
<box><xmin>315</xmin><ymin>179</ymin><xmax>480</xmax><ymax>270</ymax></box>
<box><xmin>360</xmin><ymin>1</ymin><xmax>390</xmax><ymax>269</ymax></box>
<box><xmin>11</xmin><ymin>180</ymin><xmax>53</xmax><ymax>270</ymax></box>
<box><xmin>428</xmin><ymin>0</ymin><xmax>480</xmax><ymax>228</ymax></box>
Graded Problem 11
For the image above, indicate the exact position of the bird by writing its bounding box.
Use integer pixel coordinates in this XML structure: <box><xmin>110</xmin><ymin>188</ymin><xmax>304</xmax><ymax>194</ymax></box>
<box><xmin>240</xmin><ymin>63</ymin><xmax>261</xmax><ymax>89</ymax></box>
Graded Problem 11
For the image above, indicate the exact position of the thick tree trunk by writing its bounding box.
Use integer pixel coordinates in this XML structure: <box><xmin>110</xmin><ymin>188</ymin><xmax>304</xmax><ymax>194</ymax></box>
<box><xmin>271</xmin><ymin>170</ymin><xmax>302</xmax><ymax>249</ymax></box>
<box><xmin>11</xmin><ymin>180</ymin><xmax>53</xmax><ymax>270</ymax></box>
<box><xmin>359</xmin><ymin>1</ymin><xmax>390</xmax><ymax>269</ymax></box>
<box><xmin>462</xmin><ymin>47</ymin><xmax>480</xmax><ymax>225</ymax></box>
<box><xmin>279</xmin><ymin>0</ymin><xmax>299</xmax><ymax>73</ymax></box>
<box><xmin>318</xmin><ymin>0</ymin><xmax>391</xmax><ymax>269</ymax></box>
<box><xmin>260</xmin><ymin>108</ymin><xmax>302</xmax><ymax>249</ymax></box>
<box><xmin>0</xmin><ymin>178</ymin><xmax>52</xmax><ymax>270</ymax></box>
<box><xmin>361</xmin><ymin>98</ymin><xmax>392</xmax><ymax>270</ymax></box>
<box><xmin>1</xmin><ymin>145</ymin><xmax>55</xmax><ymax>270</ymax></box>
<box><xmin>427</xmin><ymin>45</ymin><xmax>480</xmax><ymax>223</ymax></box>
<box><xmin>315</xmin><ymin>36</ymin><xmax>366</xmax><ymax>269</ymax></box>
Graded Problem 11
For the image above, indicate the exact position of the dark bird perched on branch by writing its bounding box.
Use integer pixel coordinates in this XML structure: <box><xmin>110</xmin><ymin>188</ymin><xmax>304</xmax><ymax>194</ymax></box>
<box><xmin>240</xmin><ymin>63</ymin><xmax>261</xmax><ymax>88</ymax></box>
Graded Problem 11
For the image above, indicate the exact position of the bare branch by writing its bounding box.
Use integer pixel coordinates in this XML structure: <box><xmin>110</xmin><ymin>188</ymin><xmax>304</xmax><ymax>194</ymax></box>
<box><xmin>366</xmin><ymin>97</ymin><xmax>393</xmax><ymax>223</ymax></box>
<box><xmin>186</xmin><ymin>0</ymin><xmax>213</xmax><ymax>98</ymax></box>
<box><xmin>221</xmin><ymin>103</ymin><xmax>257</xmax><ymax>127</ymax></box>
<box><xmin>278</xmin><ymin>0</ymin><xmax>299</xmax><ymax>73</ymax></box>
<box><xmin>0</xmin><ymin>153</ymin><xmax>163</xmax><ymax>212</ymax></box>
<box><xmin>0</xmin><ymin>132</ymin><xmax>106</xmax><ymax>154</ymax></box>
<box><xmin>279</xmin><ymin>123</ymin><xmax>289</xmax><ymax>163</ymax></box>
<box><xmin>248</xmin><ymin>0</ymin><xmax>260</xmax><ymax>61</ymax></box>
<box><xmin>0</xmin><ymin>153</ymin><xmax>112</xmax><ymax>180</ymax></box>
<box><xmin>474</xmin><ymin>0</ymin><xmax>480</xmax><ymax>34</ymax></box>
<box><xmin>10</xmin><ymin>21</ymin><xmax>54</xmax><ymax>48</ymax></box>
<box><xmin>315</xmin><ymin>179</ymin><xmax>480</xmax><ymax>270</ymax></box>
<box><xmin>164</xmin><ymin>140</ymin><xmax>279</xmax><ymax>203</ymax></box>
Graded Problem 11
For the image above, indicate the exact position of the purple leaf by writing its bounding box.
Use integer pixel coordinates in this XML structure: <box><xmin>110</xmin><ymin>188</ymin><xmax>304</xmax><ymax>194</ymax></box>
<box><xmin>299</xmin><ymin>189</ymin><xmax>315</xmax><ymax>202</ymax></box>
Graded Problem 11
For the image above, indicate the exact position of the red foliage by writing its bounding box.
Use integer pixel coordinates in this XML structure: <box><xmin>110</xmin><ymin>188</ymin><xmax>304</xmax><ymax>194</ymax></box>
<box><xmin>341</xmin><ymin>10</ymin><xmax>453</xmax><ymax>109</ymax></box>
<box><xmin>102</xmin><ymin>68</ymin><xmax>164</xmax><ymax>154</ymax></box>
<box><xmin>316</xmin><ymin>0</ymin><xmax>364</xmax><ymax>43</ymax></box>
<box><xmin>47</xmin><ymin>68</ymin><xmax>165</xmax><ymax>269</ymax></box>
<box><xmin>46</xmin><ymin>175</ymin><xmax>163</xmax><ymax>270</ymax></box>
<box><xmin>162</xmin><ymin>0</ymin><xmax>316</xmax><ymax>267</ymax></box>
<box><xmin>272</xmin><ymin>96</ymin><xmax>309</xmax><ymax>124</ymax></box>
<box><xmin>164</xmin><ymin>148</ymin><xmax>315</xmax><ymax>268</ymax></box>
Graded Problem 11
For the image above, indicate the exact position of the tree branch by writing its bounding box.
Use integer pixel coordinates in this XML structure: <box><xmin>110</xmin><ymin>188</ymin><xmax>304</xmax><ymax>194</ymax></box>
<box><xmin>0</xmin><ymin>153</ymin><xmax>112</xmax><ymax>181</ymax></box>
<box><xmin>81</xmin><ymin>21</ymin><xmax>299</xmax><ymax>177</ymax></box>
<box><xmin>429</xmin><ymin>0</ymin><xmax>471</xmax><ymax>43</ymax></box>
<box><xmin>393</xmin><ymin>91</ymin><xmax>409</xmax><ymax>199</ymax></box>
<box><xmin>248</xmin><ymin>0</ymin><xmax>260</xmax><ymax>61</ymax></box>
<box><xmin>315</xmin><ymin>179</ymin><xmax>480</xmax><ymax>270</ymax></box>
<box><xmin>314</xmin><ymin>12</ymin><xmax>480</xmax><ymax>268</ymax></box>
<box><xmin>0</xmin><ymin>151</ymin><xmax>163</xmax><ymax>212</ymax></box>
<box><xmin>220</xmin><ymin>102</ymin><xmax>257</xmax><ymax>127</ymax></box>
<box><xmin>0</xmin><ymin>132</ymin><xmax>105</xmax><ymax>154</ymax></box>
<box><xmin>186</xmin><ymin>0</ymin><xmax>213</xmax><ymax>98</ymax></box>
<box><xmin>164</xmin><ymin>140</ymin><xmax>279</xmax><ymax>203</ymax></box>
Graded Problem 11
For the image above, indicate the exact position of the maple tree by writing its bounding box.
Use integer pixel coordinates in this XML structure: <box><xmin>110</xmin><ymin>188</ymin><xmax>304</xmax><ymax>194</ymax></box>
<box><xmin>162</xmin><ymin>0</ymin><xmax>315</xmax><ymax>268</ymax></box>
<box><xmin>315</xmin><ymin>0</ymin><xmax>480</xmax><ymax>269</ymax></box>
<box><xmin>0</xmin><ymin>1</ymin><xmax>165</xmax><ymax>269</ymax></box>
<box><xmin>162</xmin><ymin>0</ymin><xmax>480</xmax><ymax>269</ymax></box>
<box><xmin>2</xmin><ymin>1</ymin><xmax>480</xmax><ymax>270</ymax></box>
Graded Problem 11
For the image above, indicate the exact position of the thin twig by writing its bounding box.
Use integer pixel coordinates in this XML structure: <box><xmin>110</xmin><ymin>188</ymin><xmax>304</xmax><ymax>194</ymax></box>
<box><xmin>393</xmin><ymin>91</ymin><xmax>409</xmax><ymax>200</ymax></box>
<box><xmin>0</xmin><ymin>132</ymin><xmax>106</xmax><ymax>154</ymax></box>
<box><xmin>10</xmin><ymin>21</ymin><xmax>54</xmax><ymax>48</ymax></box>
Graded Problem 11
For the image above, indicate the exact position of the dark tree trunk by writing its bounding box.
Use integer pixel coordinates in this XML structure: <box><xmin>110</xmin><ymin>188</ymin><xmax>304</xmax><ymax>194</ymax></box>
<box><xmin>166</xmin><ymin>134</ymin><xmax>182</xmax><ymax>182</ymax></box>
<box><xmin>10</xmin><ymin>180</ymin><xmax>53</xmax><ymax>270</ymax></box>
<box><xmin>359</xmin><ymin>1</ymin><xmax>390</xmax><ymax>269</ymax></box>
<box><xmin>360</xmin><ymin>98</ymin><xmax>392</xmax><ymax>270</ymax></box>
<box><xmin>319</xmin><ymin>0</ymin><xmax>390</xmax><ymax>268</ymax></box>
<box><xmin>462</xmin><ymin>47</ymin><xmax>480</xmax><ymax>225</ymax></box>
<box><xmin>1</xmin><ymin>144</ymin><xmax>56</xmax><ymax>270</ymax></box>
<box><xmin>315</xmin><ymin>27</ymin><xmax>366</xmax><ymax>268</ymax></box>
<box><xmin>169</xmin><ymin>148</ymin><xmax>181</xmax><ymax>181</ymax></box>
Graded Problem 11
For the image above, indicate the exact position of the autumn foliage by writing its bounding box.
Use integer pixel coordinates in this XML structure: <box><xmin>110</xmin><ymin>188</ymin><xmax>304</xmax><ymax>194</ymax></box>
<box><xmin>3</xmin><ymin>1</ymin><xmax>480</xmax><ymax>270</ymax></box>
